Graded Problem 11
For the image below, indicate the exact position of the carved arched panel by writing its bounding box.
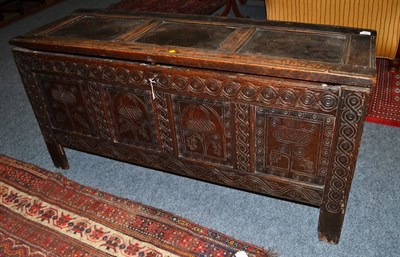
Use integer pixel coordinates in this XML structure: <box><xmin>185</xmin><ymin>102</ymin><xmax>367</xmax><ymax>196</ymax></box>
<box><xmin>38</xmin><ymin>75</ymin><xmax>98</xmax><ymax>137</ymax></box>
<box><xmin>104</xmin><ymin>86</ymin><xmax>159</xmax><ymax>151</ymax></box>
<box><xmin>173</xmin><ymin>95</ymin><xmax>233</xmax><ymax>167</ymax></box>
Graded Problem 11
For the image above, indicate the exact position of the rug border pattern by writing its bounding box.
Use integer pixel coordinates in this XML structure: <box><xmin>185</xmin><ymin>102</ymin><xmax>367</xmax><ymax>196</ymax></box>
<box><xmin>0</xmin><ymin>155</ymin><xmax>275</xmax><ymax>257</ymax></box>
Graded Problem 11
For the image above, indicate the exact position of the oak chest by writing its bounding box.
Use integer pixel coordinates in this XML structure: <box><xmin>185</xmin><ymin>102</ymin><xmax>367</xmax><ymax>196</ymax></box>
<box><xmin>10</xmin><ymin>9</ymin><xmax>376</xmax><ymax>244</ymax></box>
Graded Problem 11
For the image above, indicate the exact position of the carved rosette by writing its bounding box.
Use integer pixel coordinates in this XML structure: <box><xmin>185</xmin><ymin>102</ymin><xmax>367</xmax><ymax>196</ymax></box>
<box><xmin>255</xmin><ymin>107</ymin><xmax>335</xmax><ymax>185</ymax></box>
<box><xmin>325</xmin><ymin>90</ymin><xmax>366</xmax><ymax>213</ymax></box>
<box><xmin>234</xmin><ymin>103</ymin><xmax>251</xmax><ymax>172</ymax></box>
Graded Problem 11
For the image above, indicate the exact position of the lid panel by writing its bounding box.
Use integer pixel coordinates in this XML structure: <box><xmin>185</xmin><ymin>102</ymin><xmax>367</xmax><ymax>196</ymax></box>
<box><xmin>239</xmin><ymin>29</ymin><xmax>346</xmax><ymax>64</ymax></box>
<box><xmin>48</xmin><ymin>16</ymin><xmax>144</xmax><ymax>41</ymax></box>
<box><xmin>347</xmin><ymin>35</ymin><xmax>372</xmax><ymax>67</ymax></box>
<box><xmin>10</xmin><ymin>10</ymin><xmax>376</xmax><ymax>87</ymax></box>
<box><xmin>135</xmin><ymin>22</ymin><xmax>235</xmax><ymax>49</ymax></box>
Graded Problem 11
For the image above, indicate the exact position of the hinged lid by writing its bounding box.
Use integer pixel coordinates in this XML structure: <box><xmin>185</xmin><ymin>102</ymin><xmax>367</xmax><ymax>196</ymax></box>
<box><xmin>10</xmin><ymin>9</ymin><xmax>376</xmax><ymax>87</ymax></box>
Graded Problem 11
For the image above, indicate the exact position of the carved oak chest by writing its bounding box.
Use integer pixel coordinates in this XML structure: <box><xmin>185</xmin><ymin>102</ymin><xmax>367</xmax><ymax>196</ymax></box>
<box><xmin>10</xmin><ymin>9</ymin><xmax>376</xmax><ymax>244</ymax></box>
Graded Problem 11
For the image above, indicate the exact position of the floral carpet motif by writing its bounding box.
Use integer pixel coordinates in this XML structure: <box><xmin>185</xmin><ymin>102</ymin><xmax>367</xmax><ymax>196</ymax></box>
<box><xmin>0</xmin><ymin>155</ymin><xmax>275</xmax><ymax>257</ymax></box>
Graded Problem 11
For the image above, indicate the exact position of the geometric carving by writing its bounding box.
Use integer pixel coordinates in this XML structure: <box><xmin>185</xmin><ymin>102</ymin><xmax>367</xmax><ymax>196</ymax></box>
<box><xmin>173</xmin><ymin>95</ymin><xmax>233</xmax><ymax>167</ymax></box>
<box><xmin>14</xmin><ymin>52</ymin><xmax>340</xmax><ymax>114</ymax></box>
<box><xmin>256</xmin><ymin>107</ymin><xmax>335</xmax><ymax>185</ymax></box>
<box><xmin>13</xmin><ymin>53</ymin><xmax>55</xmax><ymax>144</ymax></box>
<box><xmin>234</xmin><ymin>103</ymin><xmax>251</xmax><ymax>172</ymax></box>
<box><xmin>11</xmin><ymin>11</ymin><xmax>375</xmax><ymax>244</ymax></box>
<box><xmin>54</xmin><ymin>133</ymin><xmax>323</xmax><ymax>206</ymax></box>
<box><xmin>325</xmin><ymin>90</ymin><xmax>365</xmax><ymax>213</ymax></box>
<box><xmin>154</xmin><ymin>91</ymin><xmax>174</xmax><ymax>155</ymax></box>
<box><xmin>87</xmin><ymin>82</ymin><xmax>112</xmax><ymax>140</ymax></box>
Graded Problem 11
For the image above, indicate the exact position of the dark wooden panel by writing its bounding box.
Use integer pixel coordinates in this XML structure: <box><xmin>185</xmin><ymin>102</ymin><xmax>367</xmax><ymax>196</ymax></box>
<box><xmin>38</xmin><ymin>75</ymin><xmax>99</xmax><ymax>137</ymax></box>
<box><xmin>255</xmin><ymin>107</ymin><xmax>335</xmax><ymax>186</ymax></box>
<box><xmin>48</xmin><ymin>16</ymin><xmax>144</xmax><ymax>41</ymax></box>
<box><xmin>347</xmin><ymin>35</ymin><xmax>373</xmax><ymax>67</ymax></box>
<box><xmin>172</xmin><ymin>95</ymin><xmax>233</xmax><ymax>167</ymax></box>
<box><xmin>104</xmin><ymin>86</ymin><xmax>160</xmax><ymax>151</ymax></box>
<box><xmin>239</xmin><ymin>29</ymin><xmax>346</xmax><ymax>63</ymax></box>
<box><xmin>135</xmin><ymin>22</ymin><xmax>235</xmax><ymax>49</ymax></box>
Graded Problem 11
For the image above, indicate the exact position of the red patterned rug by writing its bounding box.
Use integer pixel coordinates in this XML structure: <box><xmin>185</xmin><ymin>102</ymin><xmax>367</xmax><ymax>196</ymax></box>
<box><xmin>0</xmin><ymin>155</ymin><xmax>275</xmax><ymax>257</ymax></box>
<box><xmin>107</xmin><ymin>0</ymin><xmax>226</xmax><ymax>15</ymax></box>
<box><xmin>366</xmin><ymin>59</ymin><xmax>400</xmax><ymax>127</ymax></box>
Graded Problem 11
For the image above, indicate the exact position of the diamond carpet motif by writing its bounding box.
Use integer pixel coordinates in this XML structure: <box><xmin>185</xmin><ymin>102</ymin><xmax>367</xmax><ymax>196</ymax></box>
<box><xmin>366</xmin><ymin>59</ymin><xmax>400</xmax><ymax>127</ymax></box>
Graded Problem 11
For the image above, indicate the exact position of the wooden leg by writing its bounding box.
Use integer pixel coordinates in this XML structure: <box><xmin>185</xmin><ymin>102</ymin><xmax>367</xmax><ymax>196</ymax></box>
<box><xmin>220</xmin><ymin>0</ymin><xmax>246</xmax><ymax>18</ymax></box>
<box><xmin>45</xmin><ymin>141</ymin><xmax>69</xmax><ymax>169</ymax></box>
<box><xmin>317</xmin><ymin>89</ymin><xmax>369</xmax><ymax>244</ymax></box>
<box><xmin>318</xmin><ymin>207</ymin><xmax>345</xmax><ymax>244</ymax></box>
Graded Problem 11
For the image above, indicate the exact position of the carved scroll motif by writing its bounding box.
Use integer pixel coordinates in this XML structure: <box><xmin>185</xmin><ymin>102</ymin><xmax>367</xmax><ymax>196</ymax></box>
<box><xmin>55</xmin><ymin>133</ymin><xmax>323</xmax><ymax>206</ymax></box>
<box><xmin>87</xmin><ymin>82</ymin><xmax>112</xmax><ymax>140</ymax></box>
<box><xmin>235</xmin><ymin>103</ymin><xmax>250</xmax><ymax>172</ymax></box>
<box><xmin>13</xmin><ymin>52</ymin><xmax>55</xmax><ymax>143</ymax></box>
<box><xmin>154</xmin><ymin>91</ymin><xmax>174</xmax><ymax>155</ymax></box>
<box><xmin>325</xmin><ymin>90</ymin><xmax>366</xmax><ymax>213</ymax></box>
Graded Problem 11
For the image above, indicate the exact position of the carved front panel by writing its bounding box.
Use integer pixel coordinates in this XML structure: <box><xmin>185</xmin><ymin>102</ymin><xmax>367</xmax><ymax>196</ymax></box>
<box><xmin>255</xmin><ymin>107</ymin><xmax>335</xmax><ymax>185</ymax></box>
<box><xmin>16</xmin><ymin>49</ymin><xmax>370</xmax><ymax>209</ymax></box>
<box><xmin>104</xmin><ymin>86</ymin><xmax>159</xmax><ymax>151</ymax></box>
<box><xmin>38</xmin><ymin>75</ymin><xmax>98</xmax><ymax>137</ymax></box>
<box><xmin>173</xmin><ymin>95</ymin><xmax>233</xmax><ymax>167</ymax></box>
